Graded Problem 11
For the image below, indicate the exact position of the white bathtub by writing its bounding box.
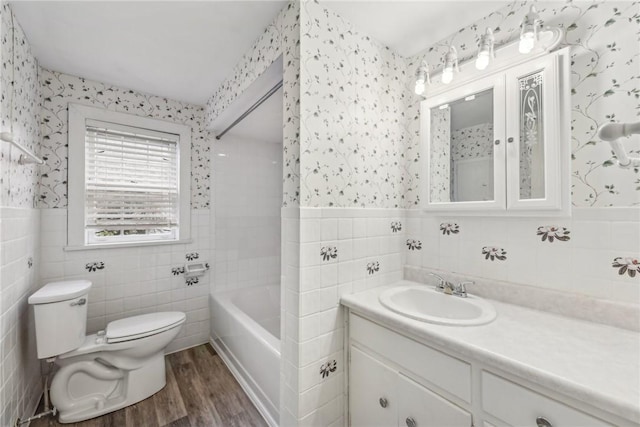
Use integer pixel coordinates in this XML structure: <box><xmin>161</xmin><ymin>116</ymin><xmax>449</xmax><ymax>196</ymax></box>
<box><xmin>210</xmin><ymin>285</ymin><xmax>280</xmax><ymax>426</ymax></box>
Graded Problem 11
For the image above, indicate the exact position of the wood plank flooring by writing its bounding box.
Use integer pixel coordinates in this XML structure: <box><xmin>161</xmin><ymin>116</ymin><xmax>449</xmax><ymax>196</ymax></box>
<box><xmin>31</xmin><ymin>344</ymin><xmax>268</xmax><ymax>427</ymax></box>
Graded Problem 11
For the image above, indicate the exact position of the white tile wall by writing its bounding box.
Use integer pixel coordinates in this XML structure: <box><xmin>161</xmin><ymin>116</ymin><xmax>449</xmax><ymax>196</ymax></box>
<box><xmin>404</xmin><ymin>208</ymin><xmax>640</xmax><ymax>303</ymax></box>
<box><xmin>284</xmin><ymin>207</ymin><xmax>405</xmax><ymax>424</ymax></box>
<box><xmin>39</xmin><ymin>208</ymin><xmax>211</xmax><ymax>353</ymax></box>
<box><xmin>212</xmin><ymin>134</ymin><xmax>282</xmax><ymax>292</ymax></box>
<box><xmin>0</xmin><ymin>207</ymin><xmax>41</xmax><ymax>427</ymax></box>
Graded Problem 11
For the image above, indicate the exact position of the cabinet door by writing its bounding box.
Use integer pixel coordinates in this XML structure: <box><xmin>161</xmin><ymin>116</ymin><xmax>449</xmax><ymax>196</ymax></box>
<box><xmin>397</xmin><ymin>373</ymin><xmax>472</xmax><ymax>427</ymax></box>
<box><xmin>504</xmin><ymin>53</ymin><xmax>564</xmax><ymax>211</ymax></box>
<box><xmin>350</xmin><ymin>345</ymin><xmax>398</xmax><ymax>427</ymax></box>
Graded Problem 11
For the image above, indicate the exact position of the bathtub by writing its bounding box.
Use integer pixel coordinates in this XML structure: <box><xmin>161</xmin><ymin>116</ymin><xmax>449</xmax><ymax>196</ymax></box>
<box><xmin>210</xmin><ymin>285</ymin><xmax>280</xmax><ymax>426</ymax></box>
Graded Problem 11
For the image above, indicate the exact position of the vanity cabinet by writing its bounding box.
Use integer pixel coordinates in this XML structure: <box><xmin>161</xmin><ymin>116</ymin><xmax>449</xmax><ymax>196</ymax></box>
<box><xmin>481</xmin><ymin>372</ymin><xmax>614</xmax><ymax>427</ymax></box>
<box><xmin>350</xmin><ymin>345</ymin><xmax>472</xmax><ymax>427</ymax></box>
<box><xmin>348</xmin><ymin>313</ymin><xmax>626</xmax><ymax>427</ymax></box>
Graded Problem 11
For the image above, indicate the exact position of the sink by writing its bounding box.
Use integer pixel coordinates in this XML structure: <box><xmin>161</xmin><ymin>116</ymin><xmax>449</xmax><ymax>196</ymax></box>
<box><xmin>379</xmin><ymin>285</ymin><xmax>497</xmax><ymax>326</ymax></box>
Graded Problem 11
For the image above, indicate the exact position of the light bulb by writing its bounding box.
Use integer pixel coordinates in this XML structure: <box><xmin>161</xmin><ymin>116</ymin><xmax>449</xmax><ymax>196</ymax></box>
<box><xmin>441</xmin><ymin>68</ymin><xmax>453</xmax><ymax>85</ymax></box>
<box><xmin>414</xmin><ymin>60</ymin><xmax>430</xmax><ymax>95</ymax></box>
<box><xmin>519</xmin><ymin>6</ymin><xmax>540</xmax><ymax>54</ymax></box>
<box><xmin>519</xmin><ymin>32</ymin><xmax>536</xmax><ymax>54</ymax></box>
<box><xmin>475</xmin><ymin>51</ymin><xmax>490</xmax><ymax>70</ymax></box>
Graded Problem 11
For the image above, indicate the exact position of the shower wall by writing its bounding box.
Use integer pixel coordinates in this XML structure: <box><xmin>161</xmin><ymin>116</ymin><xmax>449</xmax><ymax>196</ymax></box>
<box><xmin>212</xmin><ymin>134</ymin><xmax>283</xmax><ymax>292</ymax></box>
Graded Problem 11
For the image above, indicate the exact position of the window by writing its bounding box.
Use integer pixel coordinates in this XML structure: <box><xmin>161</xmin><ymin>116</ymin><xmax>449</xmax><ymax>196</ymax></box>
<box><xmin>68</xmin><ymin>104</ymin><xmax>191</xmax><ymax>248</ymax></box>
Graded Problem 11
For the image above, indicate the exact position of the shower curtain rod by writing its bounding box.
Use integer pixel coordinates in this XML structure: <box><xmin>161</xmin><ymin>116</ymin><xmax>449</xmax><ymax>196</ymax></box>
<box><xmin>215</xmin><ymin>80</ymin><xmax>283</xmax><ymax>140</ymax></box>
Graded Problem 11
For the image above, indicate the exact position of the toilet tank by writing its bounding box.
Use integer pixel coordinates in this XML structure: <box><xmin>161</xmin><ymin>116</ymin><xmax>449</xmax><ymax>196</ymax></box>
<box><xmin>28</xmin><ymin>280</ymin><xmax>92</xmax><ymax>359</ymax></box>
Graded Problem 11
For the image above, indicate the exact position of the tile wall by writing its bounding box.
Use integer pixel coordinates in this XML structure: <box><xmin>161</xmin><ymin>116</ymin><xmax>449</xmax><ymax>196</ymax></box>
<box><xmin>39</xmin><ymin>209</ymin><xmax>211</xmax><ymax>353</ymax></box>
<box><xmin>0</xmin><ymin>3</ymin><xmax>43</xmax><ymax>425</ymax></box>
<box><xmin>404</xmin><ymin>208</ymin><xmax>640</xmax><ymax>303</ymax></box>
<box><xmin>212</xmin><ymin>134</ymin><xmax>282</xmax><ymax>293</ymax></box>
<box><xmin>281</xmin><ymin>208</ymin><xmax>405</xmax><ymax>425</ymax></box>
<box><xmin>0</xmin><ymin>208</ymin><xmax>41</xmax><ymax>427</ymax></box>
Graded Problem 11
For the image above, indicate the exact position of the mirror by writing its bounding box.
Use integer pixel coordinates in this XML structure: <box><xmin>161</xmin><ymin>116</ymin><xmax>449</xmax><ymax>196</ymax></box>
<box><xmin>429</xmin><ymin>89</ymin><xmax>494</xmax><ymax>204</ymax></box>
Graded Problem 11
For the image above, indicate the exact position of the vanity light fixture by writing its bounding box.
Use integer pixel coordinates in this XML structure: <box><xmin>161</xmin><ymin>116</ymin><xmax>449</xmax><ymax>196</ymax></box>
<box><xmin>519</xmin><ymin>5</ymin><xmax>541</xmax><ymax>54</ymax></box>
<box><xmin>438</xmin><ymin>104</ymin><xmax>449</xmax><ymax>110</ymax></box>
<box><xmin>475</xmin><ymin>28</ymin><xmax>495</xmax><ymax>70</ymax></box>
<box><xmin>414</xmin><ymin>60</ymin><xmax>430</xmax><ymax>95</ymax></box>
<box><xmin>464</xmin><ymin>95</ymin><xmax>476</xmax><ymax>102</ymax></box>
<box><xmin>441</xmin><ymin>46</ymin><xmax>459</xmax><ymax>85</ymax></box>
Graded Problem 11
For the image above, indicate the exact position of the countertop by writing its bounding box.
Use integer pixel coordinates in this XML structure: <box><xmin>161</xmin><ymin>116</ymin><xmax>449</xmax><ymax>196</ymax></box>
<box><xmin>341</xmin><ymin>280</ymin><xmax>640</xmax><ymax>424</ymax></box>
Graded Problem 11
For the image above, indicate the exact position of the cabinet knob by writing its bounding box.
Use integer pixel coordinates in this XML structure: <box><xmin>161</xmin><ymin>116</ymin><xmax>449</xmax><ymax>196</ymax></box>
<box><xmin>378</xmin><ymin>397</ymin><xmax>388</xmax><ymax>408</ymax></box>
<box><xmin>536</xmin><ymin>416</ymin><xmax>553</xmax><ymax>427</ymax></box>
<box><xmin>507</xmin><ymin>137</ymin><xmax>514</xmax><ymax>143</ymax></box>
<box><xmin>494</xmin><ymin>139</ymin><xmax>501</xmax><ymax>145</ymax></box>
<box><xmin>405</xmin><ymin>417</ymin><xmax>417</xmax><ymax>427</ymax></box>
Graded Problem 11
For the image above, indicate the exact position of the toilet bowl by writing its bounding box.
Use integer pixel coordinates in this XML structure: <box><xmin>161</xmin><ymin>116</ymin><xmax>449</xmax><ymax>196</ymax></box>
<box><xmin>29</xmin><ymin>280</ymin><xmax>186</xmax><ymax>423</ymax></box>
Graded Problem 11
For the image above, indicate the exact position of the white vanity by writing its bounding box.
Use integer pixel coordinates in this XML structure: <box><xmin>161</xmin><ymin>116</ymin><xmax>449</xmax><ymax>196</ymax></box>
<box><xmin>341</xmin><ymin>280</ymin><xmax>640</xmax><ymax>427</ymax></box>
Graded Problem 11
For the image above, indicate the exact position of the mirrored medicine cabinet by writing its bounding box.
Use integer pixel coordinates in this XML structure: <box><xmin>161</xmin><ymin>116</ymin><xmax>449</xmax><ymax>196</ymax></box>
<box><xmin>421</xmin><ymin>47</ymin><xmax>571</xmax><ymax>216</ymax></box>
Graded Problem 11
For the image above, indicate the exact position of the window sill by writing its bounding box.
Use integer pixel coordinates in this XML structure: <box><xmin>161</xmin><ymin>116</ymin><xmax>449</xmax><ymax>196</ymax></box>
<box><xmin>64</xmin><ymin>238</ymin><xmax>193</xmax><ymax>251</ymax></box>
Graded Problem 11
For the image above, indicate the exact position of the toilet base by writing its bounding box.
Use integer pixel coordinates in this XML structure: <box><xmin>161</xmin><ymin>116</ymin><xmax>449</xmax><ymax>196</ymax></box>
<box><xmin>52</xmin><ymin>353</ymin><xmax>166</xmax><ymax>424</ymax></box>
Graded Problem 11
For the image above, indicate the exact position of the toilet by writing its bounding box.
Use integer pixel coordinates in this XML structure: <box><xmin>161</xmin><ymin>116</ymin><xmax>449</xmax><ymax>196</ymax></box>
<box><xmin>28</xmin><ymin>280</ymin><xmax>186</xmax><ymax>423</ymax></box>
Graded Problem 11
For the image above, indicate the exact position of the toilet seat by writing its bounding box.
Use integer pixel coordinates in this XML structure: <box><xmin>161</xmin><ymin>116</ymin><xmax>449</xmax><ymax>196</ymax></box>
<box><xmin>106</xmin><ymin>312</ymin><xmax>186</xmax><ymax>343</ymax></box>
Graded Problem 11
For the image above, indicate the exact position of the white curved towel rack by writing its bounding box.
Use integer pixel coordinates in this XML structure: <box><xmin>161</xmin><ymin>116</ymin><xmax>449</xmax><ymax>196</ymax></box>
<box><xmin>597</xmin><ymin>121</ymin><xmax>640</xmax><ymax>169</ymax></box>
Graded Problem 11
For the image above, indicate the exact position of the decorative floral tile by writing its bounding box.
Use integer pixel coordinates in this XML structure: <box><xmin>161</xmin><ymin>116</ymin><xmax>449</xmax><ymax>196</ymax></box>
<box><xmin>85</xmin><ymin>261</ymin><xmax>105</xmax><ymax>272</ymax></box>
<box><xmin>406</xmin><ymin>239</ymin><xmax>422</xmax><ymax>250</ymax></box>
<box><xmin>537</xmin><ymin>226</ymin><xmax>571</xmax><ymax>243</ymax></box>
<box><xmin>367</xmin><ymin>261</ymin><xmax>380</xmax><ymax>275</ymax></box>
<box><xmin>185</xmin><ymin>252</ymin><xmax>199</xmax><ymax>261</ymax></box>
<box><xmin>612</xmin><ymin>257</ymin><xmax>640</xmax><ymax>278</ymax></box>
<box><xmin>482</xmin><ymin>247</ymin><xmax>507</xmax><ymax>261</ymax></box>
<box><xmin>390</xmin><ymin>221</ymin><xmax>402</xmax><ymax>233</ymax></box>
<box><xmin>185</xmin><ymin>277</ymin><xmax>199</xmax><ymax>286</ymax></box>
<box><xmin>320</xmin><ymin>246</ymin><xmax>338</xmax><ymax>262</ymax></box>
<box><xmin>319</xmin><ymin>360</ymin><xmax>337</xmax><ymax>379</ymax></box>
<box><xmin>27</xmin><ymin>257</ymin><xmax>33</xmax><ymax>268</ymax></box>
<box><xmin>440</xmin><ymin>223</ymin><xmax>460</xmax><ymax>235</ymax></box>
<box><xmin>171</xmin><ymin>267</ymin><xmax>185</xmax><ymax>276</ymax></box>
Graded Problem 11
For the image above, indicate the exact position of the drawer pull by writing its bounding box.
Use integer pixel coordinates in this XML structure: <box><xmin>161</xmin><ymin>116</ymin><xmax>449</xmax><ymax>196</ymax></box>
<box><xmin>378</xmin><ymin>397</ymin><xmax>388</xmax><ymax>408</ymax></box>
<box><xmin>536</xmin><ymin>416</ymin><xmax>552</xmax><ymax>427</ymax></box>
<box><xmin>508</xmin><ymin>137</ymin><xmax>514</xmax><ymax>143</ymax></box>
<box><xmin>406</xmin><ymin>417</ymin><xmax>417</xmax><ymax>427</ymax></box>
<box><xmin>494</xmin><ymin>139</ymin><xmax>501</xmax><ymax>145</ymax></box>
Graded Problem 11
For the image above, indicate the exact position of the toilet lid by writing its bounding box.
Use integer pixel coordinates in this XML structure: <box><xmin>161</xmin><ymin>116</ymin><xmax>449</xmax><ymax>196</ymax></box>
<box><xmin>106</xmin><ymin>312</ymin><xmax>185</xmax><ymax>343</ymax></box>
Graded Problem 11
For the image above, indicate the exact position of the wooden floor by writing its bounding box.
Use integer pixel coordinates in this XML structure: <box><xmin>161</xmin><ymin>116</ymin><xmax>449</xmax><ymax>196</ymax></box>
<box><xmin>31</xmin><ymin>344</ymin><xmax>268</xmax><ymax>427</ymax></box>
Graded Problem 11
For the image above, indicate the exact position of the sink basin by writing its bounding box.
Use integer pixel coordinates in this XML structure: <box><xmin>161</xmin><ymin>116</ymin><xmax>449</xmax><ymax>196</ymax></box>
<box><xmin>379</xmin><ymin>285</ymin><xmax>497</xmax><ymax>326</ymax></box>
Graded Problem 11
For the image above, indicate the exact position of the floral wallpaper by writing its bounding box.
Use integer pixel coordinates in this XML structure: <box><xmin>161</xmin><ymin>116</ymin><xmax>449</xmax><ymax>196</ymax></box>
<box><xmin>429</xmin><ymin>108</ymin><xmax>451</xmax><ymax>202</ymax></box>
<box><xmin>38</xmin><ymin>69</ymin><xmax>210</xmax><ymax>209</ymax></box>
<box><xmin>407</xmin><ymin>0</ymin><xmax>640</xmax><ymax>207</ymax></box>
<box><xmin>300</xmin><ymin>0</ymin><xmax>409</xmax><ymax>208</ymax></box>
<box><xmin>0</xmin><ymin>3</ymin><xmax>41</xmax><ymax>208</ymax></box>
<box><xmin>205</xmin><ymin>2</ymin><xmax>300</xmax><ymax>207</ymax></box>
<box><xmin>451</xmin><ymin>123</ymin><xmax>493</xmax><ymax>161</ymax></box>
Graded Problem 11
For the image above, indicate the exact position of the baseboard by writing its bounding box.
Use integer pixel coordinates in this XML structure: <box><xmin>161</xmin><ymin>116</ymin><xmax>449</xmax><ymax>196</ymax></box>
<box><xmin>208</xmin><ymin>338</ymin><xmax>278</xmax><ymax>427</ymax></box>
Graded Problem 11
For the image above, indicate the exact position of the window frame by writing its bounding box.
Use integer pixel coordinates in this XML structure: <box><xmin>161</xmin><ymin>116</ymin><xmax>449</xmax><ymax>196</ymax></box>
<box><xmin>67</xmin><ymin>103</ymin><xmax>191</xmax><ymax>249</ymax></box>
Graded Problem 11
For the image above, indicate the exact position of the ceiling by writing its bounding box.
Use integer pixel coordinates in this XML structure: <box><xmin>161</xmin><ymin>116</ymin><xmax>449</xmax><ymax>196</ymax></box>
<box><xmin>325</xmin><ymin>1</ymin><xmax>506</xmax><ymax>57</ymax></box>
<box><xmin>10</xmin><ymin>1</ymin><xmax>506</xmax><ymax>108</ymax></box>
<box><xmin>10</xmin><ymin>1</ymin><xmax>287</xmax><ymax>105</ymax></box>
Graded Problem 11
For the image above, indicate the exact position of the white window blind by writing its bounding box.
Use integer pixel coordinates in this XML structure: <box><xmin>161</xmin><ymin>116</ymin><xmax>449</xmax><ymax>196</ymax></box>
<box><xmin>84</xmin><ymin>120</ymin><xmax>180</xmax><ymax>243</ymax></box>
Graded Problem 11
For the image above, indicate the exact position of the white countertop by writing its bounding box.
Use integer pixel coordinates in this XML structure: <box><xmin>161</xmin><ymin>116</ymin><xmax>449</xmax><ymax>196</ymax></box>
<box><xmin>341</xmin><ymin>280</ymin><xmax>640</xmax><ymax>424</ymax></box>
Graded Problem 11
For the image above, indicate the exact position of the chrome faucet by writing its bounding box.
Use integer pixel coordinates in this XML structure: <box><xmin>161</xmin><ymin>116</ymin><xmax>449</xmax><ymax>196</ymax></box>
<box><xmin>453</xmin><ymin>281</ymin><xmax>474</xmax><ymax>298</ymax></box>
<box><xmin>429</xmin><ymin>273</ymin><xmax>474</xmax><ymax>298</ymax></box>
<box><xmin>429</xmin><ymin>273</ymin><xmax>455</xmax><ymax>294</ymax></box>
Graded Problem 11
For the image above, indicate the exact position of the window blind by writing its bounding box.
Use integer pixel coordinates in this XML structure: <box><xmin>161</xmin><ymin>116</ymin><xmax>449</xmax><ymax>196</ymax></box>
<box><xmin>84</xmin><ymin>122</ymin><xmax>180</xmax><ymax>237</ymax></box>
